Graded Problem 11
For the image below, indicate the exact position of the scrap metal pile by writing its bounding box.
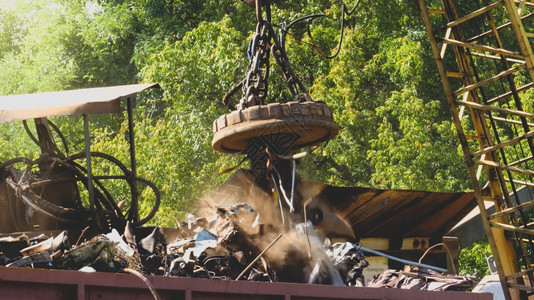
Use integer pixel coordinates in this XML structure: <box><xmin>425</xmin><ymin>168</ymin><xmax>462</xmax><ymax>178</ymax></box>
<box><xmin>0</xmin><ymin>198</ymin><xmax>477</xmax><ymax>293</ymax></box>
<box><xmin>0</xmin><ymin>207</ymin><xmax>369</xmax><ymax>286</ymax></box>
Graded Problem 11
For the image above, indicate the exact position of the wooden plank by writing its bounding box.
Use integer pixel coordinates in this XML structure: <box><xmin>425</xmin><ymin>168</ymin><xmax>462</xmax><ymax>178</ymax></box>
<box><xmin>474</xmin><ymin>159</ymin><xmax>534</xmax><ymax>176</ymax></box>
<box><xmin>508</xmin><ymin>155</ymin><xmax>534</xmax><ymax>167</ymax></box>
<box><xmin>489</xmin><ymin>199</ymin><xmax>534</xmax><ymax>220</ymax></box>
<box><xmin>359</xmin><ymin>238</ymin><xmax>389</xmax><ymax>250</ymax></box>
<box><xmin>401</xmin><ymin>237</ymin><xmax>430</xmax><ymax>250</ymax></box>
<box><xmin>446</xmin><ymin>71</ymin><xmax>464</xmax><ymax>78</ymax></box>
<box><xmin>505</xmin><ymin>267</ymin><xmax>534</xmax><ymax>280</ymax></box>
<box><xmin>504</xmin><ymin>177</ymin><xmax>534</xmax><ymax>187</ymax></box>
<box><xmin>468</xmin><ymin>11</ymin><xmax>534</xmax><ymax>42</ymax></box>
<box><xmin>517</xmin><ymin>0</ymin><xmax>527</xmax><ymax>16</ymax></box>
<box><xmin>491</xmin><ymin>115</ymin><xmax>534</xmax><ymax>127</ymax></box>
<box><xmin>470</xmin><ymin>51</ymin><xmax>526</xmax><ymax>65</ymax></box>
<box><xmin>513</xmin><ymin>0</ymin><xmax>534</xmax><ymax>8</ymax></box>
<box><xmin>508</xmin><ymin>282</ymin><xmax>534</xmax><ymax>292</ymax></box>
<box><xmin>483</xmin><ymin>196</ymin><xmax>499</xmax><ymax>202</ymax></box>
<box><xmin>428</xmin><ymin>8</ymin><xmax>446</xmax><ymax>14</ymax></box>
<box><xmin>440</xmin><ymin>28</ymin><xmax>452</xmax><ymax>59</ymax></box>
<box><xmin>465</xmin><ymin>134</ymin><xmax>483</xmax><ymax>140</ymax></box>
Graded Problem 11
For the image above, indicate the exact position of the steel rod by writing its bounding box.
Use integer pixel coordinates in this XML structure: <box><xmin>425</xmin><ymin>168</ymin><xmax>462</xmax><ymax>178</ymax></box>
<box><xmin>438</xmin><ymin>37</ymin><xmax>522</xmax><ymax>58</ymax></box>
<box><xmin>235</xmin><ymin>233</ymin><xmax>283</xmax><ymax>281</ymax></box>
<box><xmin>83</xmin><ymin>114</ymin><xmax>95</xmax><ymax>211</ymax></box>
<box><xmin>127</xmin><ymin>97</ymin><xmax>139</xmax><ymax>222</ymax></box>
<box><xmin>457</xmin><ymin>99</ymin><xmax>534</xmax><ymax>119</ymax></box>
<box><xmin>358</xmin><ymin>245</ymin><xmax>447</xmax><ymax>273</ymax></box>
<box><xmin>453</xmin><ymin>63</ymin><xmax>526</xmax><ymax>96</ymax></box>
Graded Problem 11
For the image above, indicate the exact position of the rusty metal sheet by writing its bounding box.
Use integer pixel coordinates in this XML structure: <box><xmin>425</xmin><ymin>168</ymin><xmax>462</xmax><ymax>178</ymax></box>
<box><xmin>0</xmin><ymin>83</ymin><xmax>159</xmax><ymax>124</ymax></box>
<box><xmin>307</xmin><ymin>183</ymin><xmax>477</xmax><ymax>241</ymax></box>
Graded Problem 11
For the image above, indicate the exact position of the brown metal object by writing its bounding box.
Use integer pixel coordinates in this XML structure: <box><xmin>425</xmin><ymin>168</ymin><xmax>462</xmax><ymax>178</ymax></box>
<box><xmin>301</xmin><ymin>182</ymin><xmax>477</xmax><ymax>241</ymax></box>
<box><xmin>241</xmin><ymin>0</ymin><xmax>256</xmax><ymax>8</ymax></box>
<box><xmin>0</xmin><ymin>165</ymin><xmax>83</xmax><ymax>233</ymax></box>
<box><xmin>0</xmin><ymin>267</ymin><xmax>492</xmax><ymax>300</ymax></box>
<box><xmin>212</xmin><ymin>101</ymin><xmax>339</xmax><ymax>153</ymax></box>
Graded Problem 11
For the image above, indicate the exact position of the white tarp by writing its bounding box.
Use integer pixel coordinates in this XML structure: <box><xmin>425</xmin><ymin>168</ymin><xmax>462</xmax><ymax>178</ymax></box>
<box><xmin>0</xmin><ymin>83</ymin><xmax>159</xmax><ymax>124</ymax></box>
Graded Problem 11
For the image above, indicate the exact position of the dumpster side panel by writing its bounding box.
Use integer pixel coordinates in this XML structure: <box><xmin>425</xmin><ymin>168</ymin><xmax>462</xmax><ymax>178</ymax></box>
<box><xmin>0</xmin><ymin>267</ymin><xmax>492</xmax><ymax>300</ymax></box>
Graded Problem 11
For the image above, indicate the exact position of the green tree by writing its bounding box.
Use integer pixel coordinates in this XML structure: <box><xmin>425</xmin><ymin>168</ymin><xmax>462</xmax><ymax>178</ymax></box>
<box><xmin>459</xmin><ymin>238</ymin><xmax>492</xmax><ymax>278</ymax></box>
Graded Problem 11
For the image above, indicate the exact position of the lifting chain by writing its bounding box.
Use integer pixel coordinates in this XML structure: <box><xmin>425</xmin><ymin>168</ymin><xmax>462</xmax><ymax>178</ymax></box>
<box><xmin>237</xmin><ymin>0</ymin><xmax>307</xmax><ymax>110</ymax></box>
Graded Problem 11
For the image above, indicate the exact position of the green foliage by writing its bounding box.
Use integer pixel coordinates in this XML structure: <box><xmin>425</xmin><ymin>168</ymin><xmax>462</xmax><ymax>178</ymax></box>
<box><xmin>0</xmin><ymin>122</ymin><xmax>40</xmax><ymax>162</ymax></box>
<box><xmin>307</xmin><ymin>27</ymin><xmax>468</xmax><ymax>190</ymax></box>
<box><xmin>0</xmin><ymin>0</ymin><xmax>473</xmax><ymax>224</ymax></box>
<box><xmin>104</xmin><ymin>17</ymin><xmax>246</xmax><ymax>224</ymax></box>
<box><xmin>0</xmin><ymin>7</ymin><xmax>24</xmax><ymax>60</ymax></box>
<box><xmin>459</xmin><ymin>238</ymin><xmax>492</xmax><ymax>278</ymax></box>
<box><xmin>369</xmin><ymin>88</ymin><xmax>468</xmax><ymax>190</ymax></box>
<box><xmin>143</xmin><ymin>16</ymin><xmax>247</xmax><ymax>110</ymax></box>
<box><xmin>0</xmin><ymin>0</ymin><xmax>78</xmax><ymax>94</ymax></box>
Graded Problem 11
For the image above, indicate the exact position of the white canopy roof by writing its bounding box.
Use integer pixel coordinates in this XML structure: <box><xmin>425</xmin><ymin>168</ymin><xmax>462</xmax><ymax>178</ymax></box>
<box><xmin>0</xmin><ymin>83</ymin><xmax>159</xmax><ymax>124</ymax></box>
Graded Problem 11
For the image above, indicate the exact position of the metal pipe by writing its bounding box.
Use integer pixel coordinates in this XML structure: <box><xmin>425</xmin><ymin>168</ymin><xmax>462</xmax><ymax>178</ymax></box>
<box><xmin>271</xmin><ymin>173</ymin><xmax>285</xmax><ymax>224</ymax></box>
<box><xmin>357</xmin><ymin>245</ymin><xmax>447</xmax><ymax>273</ymax></box>
<box><xmin>83</xmin><ymin>114</ymin><xmax>94</xmax><ymax>211</ymax></box>
<box><xmin>235</xmin><ymin>233</ymin><xmax>283</xmax><ymax>281</ymax></box>
<box><xmin>290</xmin><ymin>160</ymin><xmax>296</xmax><ymax>212</ymax></box>
<box><xmin>127</xmin><ymin>97</ymin><xmax>139</xmax><ymax>222</ymax></box>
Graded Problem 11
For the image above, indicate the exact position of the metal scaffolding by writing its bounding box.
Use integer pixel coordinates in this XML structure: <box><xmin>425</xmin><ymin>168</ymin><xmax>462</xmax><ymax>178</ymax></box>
<box><xmin>418</xmin><ymin>0</ymin><xmax>534</xmax><ymax>299</ymax></box>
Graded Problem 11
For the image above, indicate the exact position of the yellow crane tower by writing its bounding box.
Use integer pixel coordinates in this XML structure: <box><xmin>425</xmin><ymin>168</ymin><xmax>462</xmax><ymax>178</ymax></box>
<box><xmin>419</xmin><ymin>1</ymin><xmax>534</xmax><ymax>299</ymax></box>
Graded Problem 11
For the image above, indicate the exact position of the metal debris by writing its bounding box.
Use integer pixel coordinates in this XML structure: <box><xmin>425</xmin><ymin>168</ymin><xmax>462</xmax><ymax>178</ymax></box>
<box><xmin>325</xmin><ymin>242</ymin><xmax>369</xmax><ymax>286</ymax></box>
<box><xmin>368</xmin><ymin>266</ymin><xmax>476</xmax><ymax>291</ymax></box>
<box><xmin>0</xmin><ymin>204</ymin><xmax>360</xmax><ymax>284</ymax></box>
<box><xmin>0</xmin><ymin>201</ymin><xmax>475</xmax><ymax>292</ymax></box>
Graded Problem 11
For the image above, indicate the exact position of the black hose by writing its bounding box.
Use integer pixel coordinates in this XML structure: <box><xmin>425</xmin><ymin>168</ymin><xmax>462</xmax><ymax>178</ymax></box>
<box><xmin>8</xmin><ymin>118</ymin><xmax>162</xmax><ymax>229</ymax></box>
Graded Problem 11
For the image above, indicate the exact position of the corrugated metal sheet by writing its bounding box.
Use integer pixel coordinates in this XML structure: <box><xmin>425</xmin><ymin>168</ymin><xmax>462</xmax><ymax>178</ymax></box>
<box><xmin>0</xmin><ymin>83</ymin><xmax>159</xmax><ymax>123</ymax></box>
<box><xmin>311</xmin><ymin>184</ymin><xmax>477</xmax><ymax>241</ymax></box>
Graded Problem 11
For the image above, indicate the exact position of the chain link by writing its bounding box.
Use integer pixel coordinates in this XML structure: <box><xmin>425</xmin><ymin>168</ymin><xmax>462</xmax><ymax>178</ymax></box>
<box><xmin>239</xmin><ymin>22</ymin><xmax>272</xmax><ymax>109</ymax></box>
<box><xmin>269</xmin><ymin>24</ymin><xmax>307</xmax><ymax>99</ymax></box>
<box><xmin>237</xmin><ymin>0</ymin><xmax>308</xmax><ymax>110</ymax></box>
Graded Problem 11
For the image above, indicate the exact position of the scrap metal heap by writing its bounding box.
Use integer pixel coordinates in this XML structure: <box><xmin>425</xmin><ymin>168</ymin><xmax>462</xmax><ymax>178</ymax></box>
<box><xmin>0</xmin><ymin>208</ymin><xmax>476</xmax><ymax>292</ymax></box>
<box><xmin>0</xmin><ymin>213</ymin><xmax>371</xmax><ymax>285</ymax></box>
